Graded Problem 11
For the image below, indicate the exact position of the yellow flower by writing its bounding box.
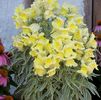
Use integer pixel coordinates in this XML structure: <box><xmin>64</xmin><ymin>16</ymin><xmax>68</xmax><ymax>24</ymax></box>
<box><xmin>35</xmin><ymin>43</ymin><xmax>44</xmax><ymax>51</ymax></box>
<box><xmin>13</xmin><ymin>36</ymin><xmax>24</xmax><ymax>51</ymax></box>
<box><xmin>13</xmin><ymin>41</ymin><xmax>24</xmax><ymax>51</ymax></box>
<box><xmin>67</xmin><ymin>14</ymin><xmax>77</xmax><ymax>20</ymax></box>
<box><xmin>78</xmin><ymin>60</ymin><xmax>98</xmax><ymax>77</ymax></box>
<box><xmin>60</xmin><ymin>3</ymin><xmax>77</xmax><ymax>16</ymax></box>
<box><xmin>52</xmin><ymin>58</ymin><xmax>60</xmax><ymax>69</ymax></box>
<box><xmin>34</xmin><ymin>56</ymin><xmax>45</xmax><ymax>66</ymax></box>
<box><xmin>52</xmin><ymin>17</ymin><xmax>64</xmax><ymax>29</ymax></box>
<box><xmin>15</xmin><ymin>4</ymin><xmax>24</xmax><ymax>14</ymax></box>
<box><xmin>13</xmin><ymin>6</ymin><xmax>28</xmax><ymax>28</ymax></box>
<box><xmin>31</xmin><ymin>2</ymin><xmax>41</xmax><ymax>17</ymax></box>
<box><xmin>28</xmin><ymin>35</ymin><xmax>37</xmax><ymax>44</ymax></box>
<box><xmin>44</xmin><ymin>43</ymin><xmax>52</xmax><ymax>53</ymax></box>
<box><xmin>47</xmin><ymin>68</ymin><xmax>56</xmax><ymax>77</ymax></box>
<box><xmin>88</xmin><ymin>60</ymin><xmax>98</xmax><ymax>70</ymax></box>
<box><xmin>73</xmin><ymin>30</ymin><xmax>82</xmax><ymax>41</ymax></box>
<box><xmin>29</xmin><ymin>23</ymin><xmax>40</xmax><ymax>33</ymax></box>
<box><xmin>21</xmin><ymin>36</ymin><xmax>31</xmax><ymax>46</ymax></box>
<box><xmin>51</xmin><ymin>32</ymin><xmax>70</xmax><ymax>40</ymax></box>
<box><xmin>84</xmin><ymin>49</ymin><xmax>94</xmax><ymax>58</ymax></box>
<box><xmin>86</xmin><ymin>34</ymin><xmax>97</xmax><ymax>49</ymax></box>
<box><xmin>82</xmin><ymin>57</ymin><xmax>92</xmax><ymax>65</ymax></box>
<box><xmin>63</xmin><ymin>47</ymin><xmax>76</xmax><ymax>59</ymax></box>
<box><xmin>78</xmin><ymin>64</ymin><xmax>88</xmax><ymax>77</ymax></box>
<box><xmin>44</xmin><ymin>0</ymin><xmax>59</xmax><ymax>10</ymax></box>
<box><xmin>63</xmin><ymin>41</ymin><xmax>74</xmax><ymax>49</ymax></box>
<box><xmin>52</xmin><ymin>40</ymin><xmax>63</xmax><ymax>52</ymax></box>
<box><xmin>74</xmin><ymin>16</ymin><xmax>83</xmax><ymax>25</ymax></box>
<box><xmin>47</xmin><ymin>0</ymin><xmax>55</xmax><ymax>4</ymax></box>
<box><xmin>44</xmin><ymin>10</ymin><xmax>55</xmax><ymax>19</ymax></box>
<box><xmin>22</xmin><ymin>26</ymin><xmax>31</xmax><ymax>35</ymax></box>
<box><xmin>56</xmin><ymin>52</ymin><xmax>64</xmax><ymax>60</ymax></box>
<box><xmin>44</xmin><ymin>55</ymin><xmax>60</xmax><ymax>69</ymax></box>
<box><xmin>44</xmin><ymin>56</ymin><xmax>52</xmax><ymax>68</ymax></box>
<box><xmin>19</xmin><ymin>12</ymin><xmax>28</xmax><ymax>22</ymax></box>
<box><xmin>65</xmin><ymin>59</ymin><xmax>77</xmax><ymax>67</ymax></box>
<box><xmin>14</xmin><ymin>20</ymin><xmax>26</xmax><ymax>29</ymax></box>
<box><xmin>34</xmin><ymin>66</ymin><xmax>46</xmax><ymax>76</ymax></box>
<box><xmin>67</xmin><ymin>21</ymin><xmax>78</xmax><ymax>32</ymax></box>
<box><xmin>60</xmin><ymin>5</ymin><xmax>68</xmax><ymax>16</ymax></box>
<box><xmin>75</xmin><ymin>50</ymin><xmax>83</xmax><ymax>60</ymax></box>
<box><xmin>25</xmin><ymin>8</ymin><xmax>36</xmax><ymax>19</ymax></box>
<box><xmin>30</xmin><ymin>50</ymin><xmax>38</xmax><ymax>57</ymax></box>
<box><xmin>74</xmin><ymin>41</ymin><xmax>84</xmax><ymax>50</ymax></box>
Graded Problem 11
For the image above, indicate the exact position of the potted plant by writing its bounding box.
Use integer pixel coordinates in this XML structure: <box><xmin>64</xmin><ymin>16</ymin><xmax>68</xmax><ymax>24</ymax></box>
<box><xmin>12</xmin><ymin>0</ymin><xmax>99</xmax><ymax>100</ymax></box>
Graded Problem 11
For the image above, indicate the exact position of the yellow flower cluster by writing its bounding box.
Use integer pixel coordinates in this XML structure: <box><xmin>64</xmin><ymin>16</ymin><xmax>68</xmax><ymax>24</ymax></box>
<box><xmin>13</xmin><ymin>0</ymin><xmax>97</xmax><ymax>77</ymax></box>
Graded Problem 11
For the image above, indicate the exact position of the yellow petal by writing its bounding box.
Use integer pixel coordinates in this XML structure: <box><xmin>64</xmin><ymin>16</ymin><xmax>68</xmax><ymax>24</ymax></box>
<box><xmin>63</xmin><ymin>47</ymin><xmax>76</xmax><ymax>58</ymax></box>
<box><xmin>52</xmin><ymin>17</ymin><xmax>64</xmax><ymax>28</ymax></box>
<box><xmin>52</xmin><ymin>40</ymin><xmax>63</xmax><ymax>51</ymax></box>
<box><xmin>44</xmin><ymin>57</ymin><xmax>52</xmax><ymax>68</ymax></box>
<box><xmin>47</xmin><ymin>68</ymin><xmax>56</xmax><ymax>77</ymax></box>
<box><xmin>34</xmin><ymin>67</ymin><xmax>46</xmax><ymax>76</ymax></box>
<box><xmin>29</xmin><ymin>23</ymin><xmax>40</xmax><ymax>33</ymax></box>
<box><xmin>65</xmin><ymin>59</ymin><xmax>77</xmax><ymax>67</ymax></box>
<box><xmin>78</xmin><ymin>65</ymin><xmax>88</xmax><ymax>77</ymax></box>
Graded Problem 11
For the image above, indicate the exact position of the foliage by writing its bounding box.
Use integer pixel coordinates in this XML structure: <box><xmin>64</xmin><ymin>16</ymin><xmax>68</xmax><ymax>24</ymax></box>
<box><xmin>12</xmin><ymin>47</ymin><xmax>99</xmax><ymax>100</ymax></box>
<box><xmin>12</xmin><ymin>0</ymin><xmax>98</xmax><ymax>100</ymax></box>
